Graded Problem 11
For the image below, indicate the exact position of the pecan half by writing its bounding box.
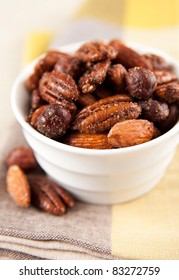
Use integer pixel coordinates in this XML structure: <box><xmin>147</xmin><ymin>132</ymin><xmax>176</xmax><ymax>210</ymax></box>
<box><xmin>155</xmin><ymin>81</ymin><xmax>179</xmax><ymax>103</ymax></box>
<box><xmin>39</xmin><ymin>71</ymin><xmax>79</xmax><ymax>102</ymax></box>
<box><xmin>30</xmin><ymin>104</ymin><xmax>72</xmax><ymax>139</ymax></box>
<box><xmin>72</xmin><ymin>98</ymin><xmax>141</xmax><ymax>134</ymax></box>
<box><xmin>78</xmin><ymin>60</ymin><xmax>110</xmax><ymax>94</ymax></box>
<box><xmin>109</xmin><ymin>39</ymin><xmax>151</xmax><ymax>69</ymax></box>
<box><xmin>6</xmin><ymin>147</ymin><xmax>38</xmax><ymax>170</ymax></box>
<box><xmin>28</xmin><ymin>175</ymin><xmax>74</xmax><ymax>215</ymax></box>
<box><xmin>108</xmin><ymin>119</ymin><xmax>154</xmax><ymax>148</ymax></box>
<box><xmin>126</xmin><ymin>67</ymin><xmax>157</xmax><ymax>100</ymax></box>
<box><xmin>63</xmin><ymin>132</ymin><xmax>112</xmax><ymax>149</ymax></box>
<box><xmin>75</xmin><ymin>41</ymin><xmax>117</xmax><ymax>63</ymax></box>
<box><xmin>6</xmin><ymin>165</ymin><xmax>31</xmax><ymax>207</ymax></box>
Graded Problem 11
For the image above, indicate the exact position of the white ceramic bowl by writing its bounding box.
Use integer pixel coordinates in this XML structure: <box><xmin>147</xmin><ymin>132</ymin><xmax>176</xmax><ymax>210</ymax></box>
<box><xmin>11</xmin><ymin>41</ymin><xmax>179</xmax><ymax>204</ymax></box>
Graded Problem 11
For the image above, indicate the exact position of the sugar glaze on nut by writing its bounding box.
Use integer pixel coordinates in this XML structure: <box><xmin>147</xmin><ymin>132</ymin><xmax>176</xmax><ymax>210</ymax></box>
<box><xmin>25</xmin><ymin>39</ymin><xmax>179</xmax><ymax>149</ymax></box>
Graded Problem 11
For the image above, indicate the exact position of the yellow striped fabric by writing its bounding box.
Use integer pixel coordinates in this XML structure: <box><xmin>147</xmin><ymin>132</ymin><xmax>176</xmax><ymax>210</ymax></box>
<box><xmin>124</xmin><ymin>0</ymin><xmax>179</xmax><ymax>28</ymax></box>
<box><xmin>112</xmin><ymin>148</ymin><xmax>179</xmax><ymax>259</ymax></box>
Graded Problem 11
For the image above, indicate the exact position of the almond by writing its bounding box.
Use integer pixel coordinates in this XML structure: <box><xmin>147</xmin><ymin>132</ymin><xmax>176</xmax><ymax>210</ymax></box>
<box><xmin>63</xmin><ymin>133</ymin><xmax>112</xmax><ymax>149</ymax></box>
<box><xmin>6</xmin><ymin>165</ymin><xmax>31</xmax><ymax>207</ymax></box>
<box><xmin>108</xmin><ymin>119</ymin><xmax>154</xmax><ymax>148</ymax></box>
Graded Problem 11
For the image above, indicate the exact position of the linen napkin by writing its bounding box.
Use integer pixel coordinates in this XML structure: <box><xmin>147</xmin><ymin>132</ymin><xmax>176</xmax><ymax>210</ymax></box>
<box><xmin>0</xmin><ymin>123</ymin><xmax>111</xmax><ymax>260</ymax></box>
<box><xmin>0</xmin><ymin>0</ymin><xmax>179</xmax><ymax>260</ymax></box>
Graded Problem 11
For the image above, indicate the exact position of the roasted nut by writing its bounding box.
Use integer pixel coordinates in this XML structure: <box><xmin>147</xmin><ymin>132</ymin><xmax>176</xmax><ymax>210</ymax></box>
<box><xmin>158</xmin><ymin>104</ymin><xmax>179</xmax><ymax>133</ymax></box>
<box><xmin>29</xmin><ymin>105</ymin><xmax>48</xmax><ymax>127</ymax></box>
<box><xmin>63</xmin><ymin>132</ymin><xmax>112</xmax><ymax>149</ymax></box>
<box><xmin>75</xmin><ymin>41</ymin><xmax>117</xmax><ymax>63</ymax></box>
<box><xmin>53</xmin><ymin>53</ymin><xmax>73</xmax><ymax>73</ymax></box>
<box><xmin>153</xmin><ymin>70</ymin><xmax>177</xmax><ymax>85</ymax></box>
<box><xmin>143</xmin><ymin>53</ymin><xmax>174</xmax><ymax>71</ymax></box>
<box><xmin>139</xmin><ymin>99</ymin><xmax>169</xmax><ymax>122</ymax></box>
<box><xmin>107</xmin><ymin>64</ymin><xmax>127</xmax><ymax>91</ymax></box>
<box><xmin>6</xmin><ymin>147</ymin><xmax>38</xmax><ymax>170</ymax></box>
<box><xmin>25</xmin><ymin>39</ymin><xmax>179</xmax><ymax>147</ymax></box>
<box><xmin>39</xmin><ymin>71</ymin><xmax>79</xmax><ymax>102</ymax></box>
<box><xmin>38</xmin><ymin>92</ymin><xmax>77</xmax><ymax>116</ymax></box>
<box><xmin>72</xmin><ymin>98</ymin><xmax>141</xmax><ymax>134</ymax></box>
<box><xmin>31</xmin><ymin>88</ymin><xmax>46</xmax><ymax>110</ymax></box>
<box><xmin>49</xmin><ymin>179</ymin><xmax>75</xmax><ymax>208</ymax></box>
<box><xmin>54</xmin><ymin>56</ymin><xmax>83</xmax><ymax>80</ymax></box>
<box><xmin>109</xmin><ymin>39</ymin><xmax>151</xmax><ymax>69</ymax></box>
<box><xmin>126</xmin><ymin>67</ymin><xmax>157</xmax><ymax>100</ymax></box>
<box><xmin>6</xmin><ymin>165</ymin><xmax>31</xmax><ymax>207</ymax></box>
<box><xmin>25</xmin><ymin>51</ymin><xmax>68</xmax><ymax>92</ymax></box>
<box><xmin>36</xmin><ymin>50</ymin><xmax>70</xmax><ymax>75</ymax></box>
<box><xmin>78</xmin><ymin>60</ymin><xmax>110</xmax><ymax>94</ymax></box>
<box><xmin>28</xmin><ymin>175</ymin><xmax>75</xmax><ymax>215</ymax></box>
<box><xmin>155</xmin><ymin>81</ymin><xmax>179</xmax><ymax>103</ymax></box>
<box><xmin>108</xmin><ymin>119</ymin><xmax>154</xmax><ymax>148</ymax></box>
<box><xmin>38</xmin><ymin>70</ymin><xmax>78</xmax><ymax>115</ymax></box>
<box><xmin>25</xmin><ymin>73</ymin><xmax>40</xmax><ymax>93</ymax></box>
<box><xmin>30</xmin><ymin>104</ymin><xmax>72</xmax><ymax>139</ymax></box>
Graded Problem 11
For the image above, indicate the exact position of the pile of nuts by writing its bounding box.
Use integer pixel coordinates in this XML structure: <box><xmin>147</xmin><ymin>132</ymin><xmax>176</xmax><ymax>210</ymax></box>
<box><xmin>5</xmin><ymin>147</ymin><xmax>75</xmax><ymax>215</ymax></box>
<box><xmin>25</xmin><ymin>39</ymin><xmax>179</xmax><ymax>149</ymax></box>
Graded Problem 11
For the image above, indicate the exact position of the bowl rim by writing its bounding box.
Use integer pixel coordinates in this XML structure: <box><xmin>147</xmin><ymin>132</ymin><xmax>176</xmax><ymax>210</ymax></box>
<box><xmin>11</xmin><ymin>40</ymin><xmax>179</xmax><ymax>156</ymax></box>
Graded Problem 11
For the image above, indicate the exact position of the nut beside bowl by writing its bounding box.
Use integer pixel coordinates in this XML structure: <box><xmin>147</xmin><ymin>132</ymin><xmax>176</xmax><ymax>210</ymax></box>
<box><xmin>11</xmin><ymin>41</ymin><xmax>179</xmax><ymax>204</ymax></box>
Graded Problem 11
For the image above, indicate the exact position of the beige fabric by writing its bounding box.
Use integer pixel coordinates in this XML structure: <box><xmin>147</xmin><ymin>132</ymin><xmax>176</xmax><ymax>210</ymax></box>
<box><xmin>0</xmin><ymin>122</ymin><xmax>112</xmax><ymax>260</ymax></box>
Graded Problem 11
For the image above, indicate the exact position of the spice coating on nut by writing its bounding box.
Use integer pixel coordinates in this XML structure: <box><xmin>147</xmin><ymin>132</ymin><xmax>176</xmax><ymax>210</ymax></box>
<box><xmin>139</xmin><ymin>99</ymin><xmax>169</xmax><ymax>122</ymax></box>
<box><xmin>78</xmin><ymin>60</ymin><xmax>110</xmax><ymax>94</ymax></box>
<box><xmin>75</xmin><ymin>41</ymin><xmax>117</xmax><ymax>63</ymax></box>
<box><xmin>155</xmin><ymin>82</ymin><xmax>179</xmax><ymax>103</ymax></box>
<box><xmin>25</xmin><ymin>39</ymin><xmax>179</xmax><ymax>147</ymax></box>
<box><xmin>72</xmin><ymin>100</ymin><xmax>141</xmax><ymax>134</ymax></box>
<box><xmin>31</xmin><ymin>104</ymin><xmax>72</xmax><ymax>139</ymax></box>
